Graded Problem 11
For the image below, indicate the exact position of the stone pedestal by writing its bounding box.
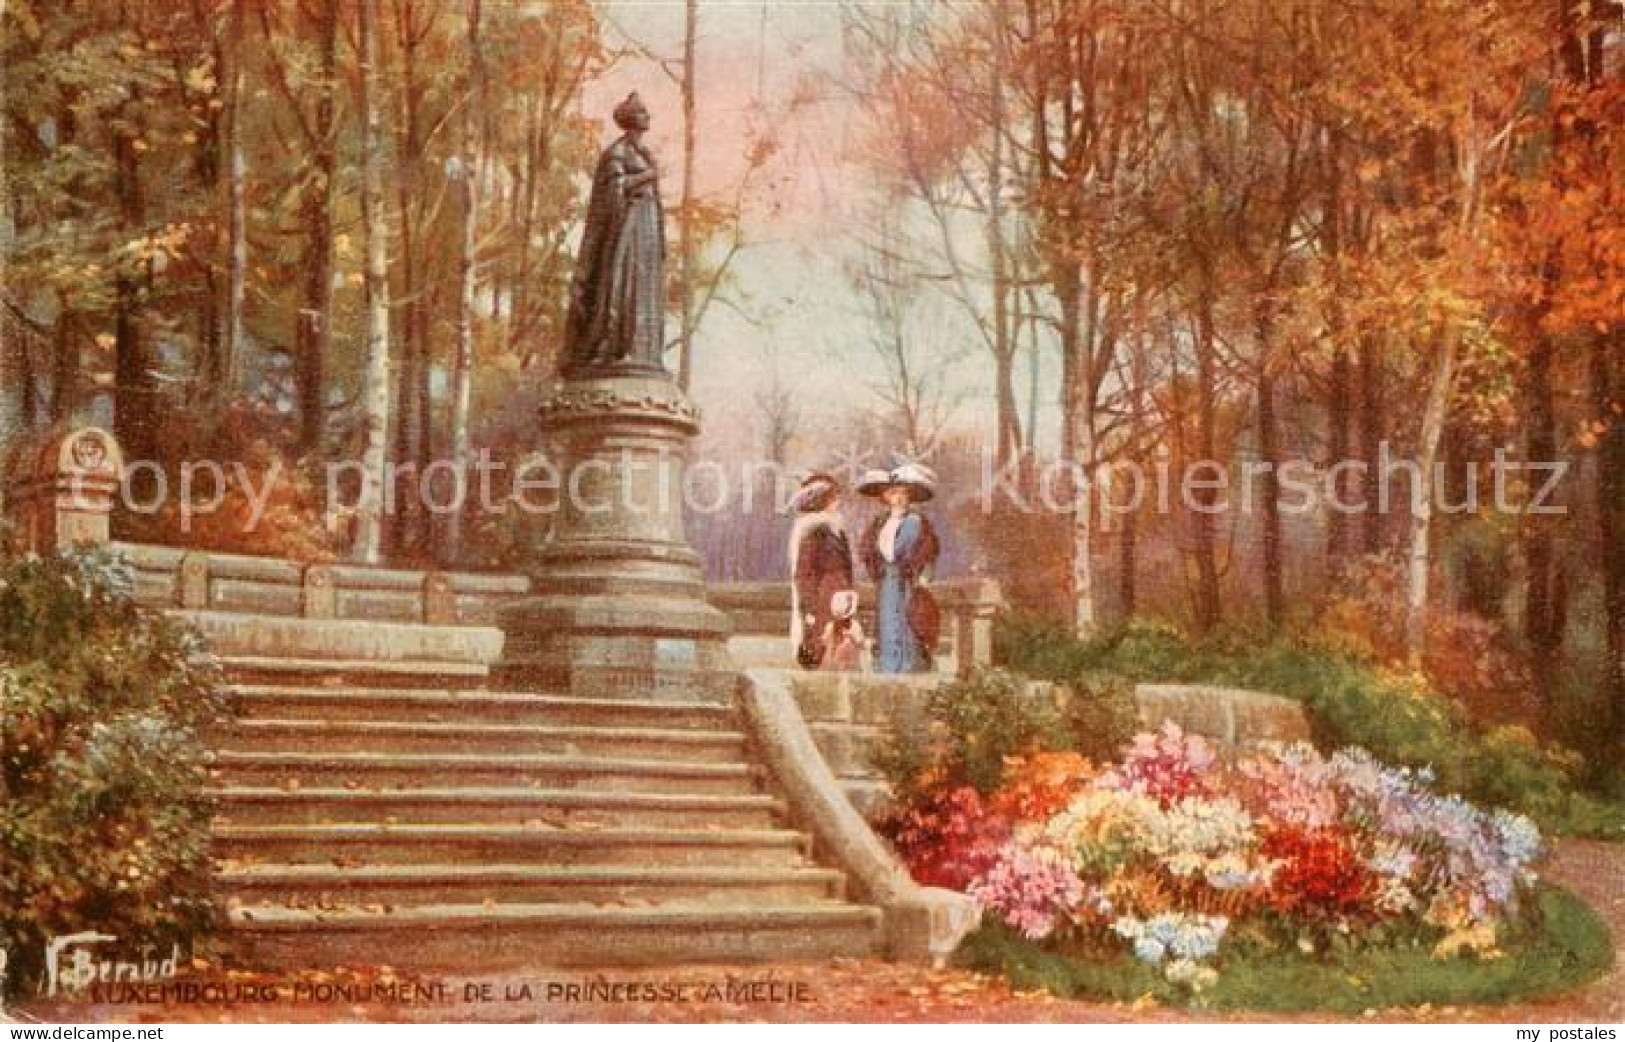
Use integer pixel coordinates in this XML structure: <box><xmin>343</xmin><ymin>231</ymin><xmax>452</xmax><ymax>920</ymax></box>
<box><xmin>497</xmin><ymin>371</ymin><xmax>735</xmax><ymax>701</ymax></box>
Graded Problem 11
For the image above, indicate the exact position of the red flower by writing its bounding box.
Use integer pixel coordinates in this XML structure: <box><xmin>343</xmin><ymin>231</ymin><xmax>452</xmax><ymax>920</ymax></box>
<box><xmin>1261</xmin><ymin>824</ymin><xmax>1375</xmax><ymax>921</ymax></box>
<box><xmin>882</xmin><ymin>784</ymin><xmax>1011</xmax><ymax>891</ymax></box>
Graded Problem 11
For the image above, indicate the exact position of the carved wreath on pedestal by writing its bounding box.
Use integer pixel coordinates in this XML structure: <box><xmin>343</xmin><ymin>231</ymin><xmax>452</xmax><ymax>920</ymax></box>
<box><xmin>539</xmin><ymin>387</ymin><xmax>701</xmax><ymax>428</ymax></box>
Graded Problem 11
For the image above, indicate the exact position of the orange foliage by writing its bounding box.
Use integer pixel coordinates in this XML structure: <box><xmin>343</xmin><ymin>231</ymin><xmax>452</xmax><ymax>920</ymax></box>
<box><xmin>990</xmin><ymin>751</ymin><xmax>1097</xmax><ymax>824</ymax></box>
<box><xmin>1311</xmin><ymin>555</ymin><xmax>1536</xmax><ymax>727</ymax></box>
<box><xmin>117</xmin><ymin>407</ymin><xmax>338</xmax><ymax>563</ymax></box>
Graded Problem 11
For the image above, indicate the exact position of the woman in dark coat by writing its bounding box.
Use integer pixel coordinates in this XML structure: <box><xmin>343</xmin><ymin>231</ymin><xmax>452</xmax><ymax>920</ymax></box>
<box><xmin>858</xmin><ymin>463</ymin><xmax>940</xmax><ymax>673</ymax></box>
<box><xmin>787</xmin><ymin>473</ymin><xmax>854</xmax><ymax>668</ymax></box>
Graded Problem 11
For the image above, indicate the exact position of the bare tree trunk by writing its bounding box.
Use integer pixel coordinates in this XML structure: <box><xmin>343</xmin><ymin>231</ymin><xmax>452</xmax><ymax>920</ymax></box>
<box><xmin>1118</xmin><ymin>318</ymin><xmax>1151</xmax><ymax>623</ymax></box>
<box><xmin>1357</xmin><ymin>333</ymin><xmax>1383</xmax><ymax>554</ymax></box>
<box><xmin>1555</xmin><ymin>0</ymin><xmax>1621</xmax><ymax>758</ymax></box>
<box><xmin>1522</xmin><ymin>307</ymin><xmax>1561</xmax><ymax>708</ymax></box>
<box><xmin>1404</xmin><ymin>334</ymin><xmax>1458</xmax><ymax>661</ymax></box>
<box><xmin>217</xmin><ymin>0</ymin><xmax>247</xmax><ymax>406</ymax></box>
<box><xmin>444</xmin><ymin>0</ymin><xmax>482</xmax><ymax>563</ymax></box>
<box><xmin>1322</xmin><ymin>128</ymin><xmax>1352</xmax><ymax>564</ymax></box>
<box><xmin>1025</xmin><ymin>286</ymin><xmax>1042</xmax><ymax>457</ymax></box>
<box><xmin>1257</xmin><ymin>308</ymin><xmax>1284</xmax><ymax>627</ymax></box>
<box><xmin>1326</xmin><ymin>346</ymin><xmax>1352</xmax><ymax>562</ymax></box>
<box><xmin>1069</xmin><ymin>273</ymin><xmax>1098</xmax><ymax>637</ymax></box>
<box><xmin>1406</xmin><ymin>103</ymin><xmax>1490</xmax><ymax>661</ymax></box>
<box><xmin>1118</xmin><ymin>497</ymin><xmax>1137</xmax><ymax>621</ymax></box>
<box><xmin>508</xmin><ymin>92</ymin><xmax>538</xmax><ymax>355</ymax></box>
<box><xmin>676</xmin><ymin>0</ymin><xmax>698</xmax><ymax>389</ymax></box>
<box><xmin>1593</xmin><ymin>330</ymin><xmax>1625</xmax><ymax>761</ymax></box>
<box><xmin>353</xmin><ymin>0</ymin><xmax>393</xmax><ymax>565</ymax></box>
<box><xmin>1192</xmin><ymin>281</ymin><xmax>1222</xmax><ymax>633</ymax></box>
<box><xmin>1072</xmin><ymin>387</ymin><xmax>1097</xmax><ymax>637</ymax></box>
<box><xmin>390</xmin><ymin>0</ymin><xmax>428</xmax><ymax>554</ymax></box>
<box><xmin>295</xmin><ymin>0</ymin><xmax>338</xmax><ymax>456</ymax></box>
<box><xmin>988</xmin><ymin>17</ymin><xmax>1019</xmax><ymax>465</ymax></box>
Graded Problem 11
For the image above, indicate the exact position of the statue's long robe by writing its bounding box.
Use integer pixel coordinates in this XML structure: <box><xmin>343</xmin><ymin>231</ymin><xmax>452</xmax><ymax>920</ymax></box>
<box><xmin>565</xmin><ymin>137</ymin><xmax>666</xmax><ymax>369</ymax></box>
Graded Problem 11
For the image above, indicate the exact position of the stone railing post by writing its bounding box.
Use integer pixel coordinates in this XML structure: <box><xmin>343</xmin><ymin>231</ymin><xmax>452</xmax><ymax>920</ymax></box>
<box><xmin>422</xmin><ymin>571</ymin><xmax>457</xmax><ymax>624</ymax></box>
<box><xmin>952</xmin><ymin>578</ymin><xmax>1003</xmax><ymax>677</ymax></box>
<box><xmin>302</xmin><ymin>564</ymin><xmax>336</xmax><ymax>619</ymax></box>
<box><xmin>178</xmin><ymin>552</ymin><xmax>211</xmax><ymax>609</ymax></box>
<box><xmin>2</xmin><ymin>427</ymin><xmax>123</xmax><ymax>556</ymax></box>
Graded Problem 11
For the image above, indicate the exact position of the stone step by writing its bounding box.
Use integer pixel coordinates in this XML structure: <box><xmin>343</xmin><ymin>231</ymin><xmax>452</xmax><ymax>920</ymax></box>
<box><xmin>211</xmin><ymin>787</ymin><xmax>785</xmax><ymax>829</ymax></box>
<box><xmin>217</xmin><ymin>719</ymin><xmax>749</xmax><ymax>761</ymax></box>
<box><xmin>223</xmin><ymin>687</ymin><xmax>737</xmax><ymax>729</ymax></box>
<box><xmin>178</xmin><ymin>612</ymin><xmax>504</xmax><ymax>664</ymax></box>
<box><xmin>217</xmin><ymin>863</ymin><xmax>845</xmax><ymax>906</ymax></box>
<box><xmin>213</xmin><ymin>823</ymin><xmax>811</xmax><ymax>868</ymax></box>
<box><xmin>223</xmin><ymin>900</ymin><xmax>883</xmax><ymax>968</ymax></box>
<box><xmin>217</xmin><ymin>657</ymin><xmax>490</xmax><ymax>689</ymax></box>
<box><xmin>210</xmin><ymin>751</ymin><xmax>764</xmax><ymax>794</ymax></box>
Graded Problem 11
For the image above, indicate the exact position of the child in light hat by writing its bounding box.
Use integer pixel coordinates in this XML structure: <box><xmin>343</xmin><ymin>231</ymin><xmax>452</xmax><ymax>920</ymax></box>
<box><xmin>820</xmin><ymin>589</ymin><xmax>866</xmax><ymax>672</ymax></box>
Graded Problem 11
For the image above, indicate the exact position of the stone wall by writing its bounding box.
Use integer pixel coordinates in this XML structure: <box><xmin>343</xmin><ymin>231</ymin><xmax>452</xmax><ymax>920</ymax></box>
<box><xmin>1134</xmin><ymin>683</ymin><xmax>1316</xmax><ymax>747</ymax></box>
<box><xmin>787</xmin><ymin>673</ymin><xmax>944</xmax><ymax>820</ymax></box>
<box><xmin>784</xmin><ymin>670</ymin><xmax>1315</xmax><ymax>822</ymax></box>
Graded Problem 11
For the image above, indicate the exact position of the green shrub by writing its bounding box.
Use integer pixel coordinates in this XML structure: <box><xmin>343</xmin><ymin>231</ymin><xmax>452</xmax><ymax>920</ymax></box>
<box><xmin>0</xmin><ymin>549</ymin><xmax>225</xmax><ymax>996</ymax></box>
<box><xmin>878</xmin><ymin>668</ymin><xmax>1138</xmax><ymax>795</ymax></box>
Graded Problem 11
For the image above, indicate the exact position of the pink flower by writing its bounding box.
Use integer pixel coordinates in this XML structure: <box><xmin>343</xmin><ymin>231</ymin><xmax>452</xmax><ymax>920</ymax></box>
<box><xmin>1235</xmin><ymin>743</ymin><xmax>1342</xmax><ymax>829</ymax></box>
<box><xmin>969</xmin><ymin>842</ymin><xmax>1090</xmax><ymax>940</ymax></box>
<box><xmin>1102</xmin><ymin>722</ymin><xmax>1217</xmax><ymax>807</ymax></box>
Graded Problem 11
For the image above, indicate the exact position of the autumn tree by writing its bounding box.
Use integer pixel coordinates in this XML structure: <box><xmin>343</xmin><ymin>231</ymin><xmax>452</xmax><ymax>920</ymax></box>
<box><xmin>351</xmin><ymin>0</ymin><xmax>392</xmax><ymax>564</ymax></box>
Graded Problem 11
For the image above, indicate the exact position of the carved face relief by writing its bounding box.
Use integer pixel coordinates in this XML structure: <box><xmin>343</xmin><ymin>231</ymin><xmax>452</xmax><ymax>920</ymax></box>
<box><xmin>70</xmin><ymin>433</ymin><xmax>107</xmax><ymax>474</ymax></box>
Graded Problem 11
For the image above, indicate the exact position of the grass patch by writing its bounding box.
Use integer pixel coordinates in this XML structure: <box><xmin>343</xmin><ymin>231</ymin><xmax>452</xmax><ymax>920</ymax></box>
<box><xmin>1542</xmin><ymin>796</ymin><xmax>1625</xmax><ymax>843</ymax></box>
<box><xmin>957</xmin><ymin>885</ymin><xmax>1613</xmax><ymax>1013</ymax></box>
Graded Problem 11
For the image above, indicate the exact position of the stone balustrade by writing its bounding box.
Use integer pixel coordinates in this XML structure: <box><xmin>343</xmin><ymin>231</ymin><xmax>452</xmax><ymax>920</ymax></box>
<box><xmin>1</xmin><ymin>426</ymin><xmax>530</xmax><ymax>626</ymax></box>
<box><xmin>111</xmin><ymin>541</ymin><xmax>530</xmax><ymax>626</ymax></box>
<box><xmin>708</xmin><ymin>577</ymin><xmax>1005</xmax><ymax>677</ymax></box>
<box><xmin>1</xmin><ymin>426</ymin><xmax>123</xmax><ymax>552</ymax></box>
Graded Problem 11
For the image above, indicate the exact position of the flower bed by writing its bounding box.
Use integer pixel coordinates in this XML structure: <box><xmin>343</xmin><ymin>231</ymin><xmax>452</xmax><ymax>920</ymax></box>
<box><xmin>884</xmin><ymin>724</ymin><xmax>1611</xmax><ymax>1008</ymax></box>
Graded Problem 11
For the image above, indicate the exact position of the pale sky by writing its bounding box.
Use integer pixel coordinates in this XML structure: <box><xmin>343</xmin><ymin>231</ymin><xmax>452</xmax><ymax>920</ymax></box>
<box><xmin>587</xmin><ymin>1</ymin><xmax>1062</xmax><ymax>469</ymax></box>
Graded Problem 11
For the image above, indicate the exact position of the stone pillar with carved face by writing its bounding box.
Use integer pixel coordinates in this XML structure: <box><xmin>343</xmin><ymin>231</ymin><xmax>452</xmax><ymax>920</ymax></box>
<box><xmin>2</xmin><ymin>427</ymin><xmax>123</xmax><ymax>555</ymax></box>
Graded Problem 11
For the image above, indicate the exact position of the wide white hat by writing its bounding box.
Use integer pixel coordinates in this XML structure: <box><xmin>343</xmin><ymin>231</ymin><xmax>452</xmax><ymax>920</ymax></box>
<box><xmin>856</xmin><ymin>461</ymin><xmax>936</xmax><ymax>503</ymax></box>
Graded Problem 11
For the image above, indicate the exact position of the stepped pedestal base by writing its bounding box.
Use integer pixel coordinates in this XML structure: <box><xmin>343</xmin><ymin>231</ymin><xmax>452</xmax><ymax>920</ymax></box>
<box><xmin>497</xmin><ymin>372</ymin><xmax>735</xmax><ymax>702</ymax></box>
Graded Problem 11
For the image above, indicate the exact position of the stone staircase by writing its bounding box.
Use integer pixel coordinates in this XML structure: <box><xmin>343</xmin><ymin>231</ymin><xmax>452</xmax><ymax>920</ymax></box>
<box><xmin>203</xmin><ymin>619</ymin><xmax>884</xmax><ymax>969</ymax></box>
<box><xmin>1</xmin><ymin>430</ymin><xmax>973</xmax><ymax>974</ymax></box>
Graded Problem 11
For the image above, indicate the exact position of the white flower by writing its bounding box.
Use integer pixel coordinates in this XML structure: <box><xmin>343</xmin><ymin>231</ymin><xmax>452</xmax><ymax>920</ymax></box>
<box><xmin>1164</xmin><ymin>958</ymin><xmax>1219</xmax><ymax>991</ymax></box>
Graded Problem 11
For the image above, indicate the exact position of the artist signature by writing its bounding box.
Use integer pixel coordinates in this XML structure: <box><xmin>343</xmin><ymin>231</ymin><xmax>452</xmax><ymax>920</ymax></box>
<box><xmin>39</xmin><ymin>933</ymin><xmax>181</xmax><ymax>998</ymax></box>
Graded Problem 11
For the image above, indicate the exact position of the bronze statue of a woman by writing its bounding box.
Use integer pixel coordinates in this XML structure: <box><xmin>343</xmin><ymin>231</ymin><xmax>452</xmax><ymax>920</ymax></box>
<box><xmin>563</xmin><ymin>92</ymin><xmax>668</xmax><ymax>374</ymax></box>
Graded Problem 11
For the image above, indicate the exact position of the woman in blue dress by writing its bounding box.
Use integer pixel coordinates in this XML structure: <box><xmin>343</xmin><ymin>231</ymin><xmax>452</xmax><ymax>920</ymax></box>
<box><xmin>858</xmin><ymin>464</ymin><xmax>940</xmax><ymax>673</ymax></box>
